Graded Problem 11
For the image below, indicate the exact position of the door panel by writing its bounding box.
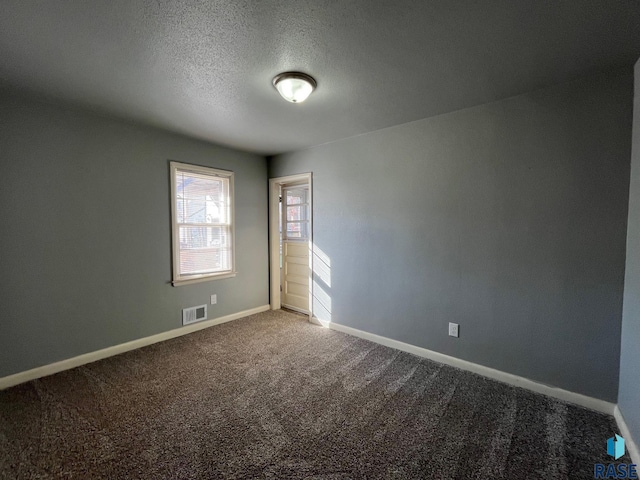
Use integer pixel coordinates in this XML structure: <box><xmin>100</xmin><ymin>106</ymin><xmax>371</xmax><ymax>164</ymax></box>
<box><xmin>283</xmin><ymin>241</ymin><xmax>309</xmax><ymax>311</ymax></box>
<box><xmin>286</xmin><ymin>281</ymin><xmax>308</xmax><ymax>297</ymax></box>
<box><xmin>286</xmin><ymin>260</ymin><xmax>308</xmax><ymax>274</ymax></box>
<box><xmin>284</xmin><ymin>242</ymin><xmax>307</xmax><ymax>258</ymax></box>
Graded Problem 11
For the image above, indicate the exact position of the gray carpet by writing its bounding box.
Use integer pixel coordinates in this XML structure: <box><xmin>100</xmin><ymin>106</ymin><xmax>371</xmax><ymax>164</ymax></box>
<box><xmin>0</xmin><ymin>309</ymin><xmax>627</xmax><ymax>479</ymax></box>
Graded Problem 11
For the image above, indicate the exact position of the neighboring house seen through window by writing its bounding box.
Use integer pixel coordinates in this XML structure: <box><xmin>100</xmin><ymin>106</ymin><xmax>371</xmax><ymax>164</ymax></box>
<box><xmin>170</xmin><ymin>161</ymin><xmax>235</xmax><ymax>285</ymax></box>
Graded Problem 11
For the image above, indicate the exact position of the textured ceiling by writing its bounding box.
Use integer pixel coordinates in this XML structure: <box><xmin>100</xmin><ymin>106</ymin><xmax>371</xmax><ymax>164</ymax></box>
<box><xmin>1</xmin><ymin>0</ymin><xmax>639</xmax><ymax>155</ymax></box>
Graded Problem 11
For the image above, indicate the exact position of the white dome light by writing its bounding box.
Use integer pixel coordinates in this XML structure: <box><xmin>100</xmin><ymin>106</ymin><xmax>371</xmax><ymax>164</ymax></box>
<box><xmin>273</xmin><ymin>72</ymin><xmax>317</xmax><ymax>103</ymax></box>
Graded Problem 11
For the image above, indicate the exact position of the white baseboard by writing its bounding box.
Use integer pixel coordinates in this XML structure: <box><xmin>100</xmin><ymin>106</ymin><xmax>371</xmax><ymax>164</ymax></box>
<box><xmin>614</xmin><ymin>406</ymin><xmax>640</xmax><ymax>464</ymax></box>
<box><xmin>328</xmin><ymin>321</ymin><xmax>615</xmax><ymax>415</ymax></box>
<box><xmin>0</xmin><ymin>305</ymin><xmax>270</xmax><ymax>390</ymax></box>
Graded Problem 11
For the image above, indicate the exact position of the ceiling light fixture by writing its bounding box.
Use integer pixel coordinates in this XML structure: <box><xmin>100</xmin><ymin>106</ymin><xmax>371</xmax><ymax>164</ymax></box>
<box><xmin>272</xmin><ymin>72</ymin><xmax>317</xmax><ymax>103</ymax></box>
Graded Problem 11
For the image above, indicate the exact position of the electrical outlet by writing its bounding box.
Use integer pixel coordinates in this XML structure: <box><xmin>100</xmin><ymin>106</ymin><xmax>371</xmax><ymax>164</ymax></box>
<box><xmin>210</xmin><ymin>294</ymin><xmax>217</xmax><ymax>305</ymax></box>
<box><xmin>448</xmin><ymin>322</ymin><xmax>459</xmax><ymax>338</ymax></box>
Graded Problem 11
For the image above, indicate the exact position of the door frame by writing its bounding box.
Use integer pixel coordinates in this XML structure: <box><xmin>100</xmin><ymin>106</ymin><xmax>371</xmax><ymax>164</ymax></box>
<box><xmin>269</xmin><ymin>173</ymin><xmax>313</xmax><ymax>319</ymax></box>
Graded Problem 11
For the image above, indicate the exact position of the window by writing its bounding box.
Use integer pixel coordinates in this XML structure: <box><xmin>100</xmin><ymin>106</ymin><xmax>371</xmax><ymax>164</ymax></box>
<box><xmin>282</xmin><ymin>185</ymin><xmax>310</xmax><ymax>241</ymax></box>
<box><xmin>170</xmin><ymin>162</ymin><xmax>235</xmax><ymax>285</ymax></box>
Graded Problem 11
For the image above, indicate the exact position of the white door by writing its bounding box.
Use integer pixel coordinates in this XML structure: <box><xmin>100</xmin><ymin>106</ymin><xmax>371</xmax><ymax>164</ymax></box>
<box><xmin>281</xmin><ymin>185</ymin><xmax>310</xmax><ymax>313</ymax></box>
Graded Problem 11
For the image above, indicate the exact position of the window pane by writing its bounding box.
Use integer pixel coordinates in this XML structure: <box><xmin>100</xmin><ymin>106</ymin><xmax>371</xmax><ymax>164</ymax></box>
<box><xmin>178</xmin><ymin>227</ymin><xmax>231</xmax><ymax>275</ymax></box>
<box><xmin>286</xmin><ymin>221</ymin><xmax>308</xmax><ymax>239</ymax></box>
<box><xmin>286</xmin><ymin>229</ymin><xmax>301</xmax><ymax>239</ymax></box>
<box><xmin>176</xmin><ymin>171</ymin><xmax>229</xmax><ymax>224</ymax></box>
<box><xmin>286</xmin><ymin>188</ymin><xmax>306</xmax><ymax>205</ymax></box>
<box><xmin>287</xmin><ymin>205</ymin><xmax>304</xmax><ymax>221</ymax></box>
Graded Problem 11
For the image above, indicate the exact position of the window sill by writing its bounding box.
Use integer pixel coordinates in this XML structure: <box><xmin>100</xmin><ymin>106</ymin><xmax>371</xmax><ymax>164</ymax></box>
<box><xmin>172</xmin><ymin>272</ymin><xmax>237</xmax><ymax>287</ymax></box>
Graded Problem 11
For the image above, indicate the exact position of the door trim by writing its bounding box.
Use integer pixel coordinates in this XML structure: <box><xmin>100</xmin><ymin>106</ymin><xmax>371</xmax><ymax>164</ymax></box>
<box><xmin>269</xmin><ymin>173</ymin><xmax>313</xmax><ymax>318</ymax></box>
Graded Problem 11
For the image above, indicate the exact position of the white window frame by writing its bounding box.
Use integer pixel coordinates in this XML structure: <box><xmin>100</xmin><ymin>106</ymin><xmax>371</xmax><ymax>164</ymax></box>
<box><xmin>170</xmin><ymin>161</ymin><xmax>236</xmax><ymax>286</ymax></box>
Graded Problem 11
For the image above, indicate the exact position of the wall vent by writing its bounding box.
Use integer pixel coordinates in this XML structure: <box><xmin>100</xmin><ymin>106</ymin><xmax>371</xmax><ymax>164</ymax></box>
<box><xmin>182</xmin><ymin>305</ymin><xmax>207</xmax><ymax>326</ymax></box>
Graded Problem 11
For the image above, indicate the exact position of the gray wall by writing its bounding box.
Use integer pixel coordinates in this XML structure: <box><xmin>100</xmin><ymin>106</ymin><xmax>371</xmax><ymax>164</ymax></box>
<box><xmin>619</xmin><ymin>59</ymin><xmax>640</xmax><ymax>444</ymax></box>
<box><xmin>0</xmin><ymin>90</ymin><xmax>269</xmax><ymax>378</ymax></box>
<box><xmin>270</xmin><ymin>69</ymin><xmax>633</xmax><ymax>402</ymax></box>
